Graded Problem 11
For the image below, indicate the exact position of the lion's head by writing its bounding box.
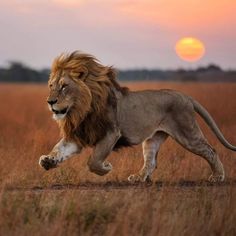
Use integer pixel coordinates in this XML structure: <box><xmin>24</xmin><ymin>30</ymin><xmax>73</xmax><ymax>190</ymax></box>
<box><xmin>47</xmin><ymin>51</ymin><xmax>127</xmax><ymax>146</ymax></box>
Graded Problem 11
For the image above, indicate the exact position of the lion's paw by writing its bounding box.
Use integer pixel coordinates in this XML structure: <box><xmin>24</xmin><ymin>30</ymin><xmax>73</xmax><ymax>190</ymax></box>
<box><xmin>208</xmin><ymin>174</ymin><xmax>225</xmax><ymax>183</ymax></box>
<box><xmin>127</xmin><ymin>174</ymin><xmax>145</xmax><ymax>183</ymax></box>
<box><xmin>128</xmin><ymin>174</ymin><xmax>142</xmax><ymax>183</ymax></box>
<box><xmin>103</xmin><ymin>161</ymin><xmax>112</xmax><ymax>171</ymax></box>
<box><xmin>39</xmin><ymin>155</ymin><xmax>58</xmax><ymax>170</ymax></box>
<box><xmin>88</xmin><ymin>161</ymin><xmax>112</xmax><ymax>176</ymax></box>
<box><xmin>128</xmin><ymin>173</ymin><xmax>153</xmax><ymax>184</ymax></box>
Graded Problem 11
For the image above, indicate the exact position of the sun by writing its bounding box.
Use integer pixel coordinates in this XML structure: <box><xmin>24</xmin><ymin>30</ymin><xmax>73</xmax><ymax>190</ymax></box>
<box><xmin>175</xmin><ymin>37</ymin><xmax>205</xmax><ymax>62</ymax></box>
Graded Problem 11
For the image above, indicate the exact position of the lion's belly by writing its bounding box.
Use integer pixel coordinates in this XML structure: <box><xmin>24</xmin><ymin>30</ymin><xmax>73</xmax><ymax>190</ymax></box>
<box><xmin>117</xmin><ymin>91</ymin><xmax>168</xmax><ymax>144</ymax></box>
<box><xmin>120</xmin><ymin>121</ymin><xmax>162</xmax><ymax>145</ymax></box>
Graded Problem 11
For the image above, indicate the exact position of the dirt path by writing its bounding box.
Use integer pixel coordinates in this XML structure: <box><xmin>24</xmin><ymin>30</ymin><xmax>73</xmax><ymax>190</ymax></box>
<box><xmin>3</xmin><ymin>179</ymin><xmax>236</xmax><ymax>192</ymax></box>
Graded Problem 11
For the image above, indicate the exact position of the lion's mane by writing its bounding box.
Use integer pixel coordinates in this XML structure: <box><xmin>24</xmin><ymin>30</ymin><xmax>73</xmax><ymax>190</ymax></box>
<box><xmin>49</xmin><ymin>51</ymin><xmax>128</xmax><ymax>147</ymax></box>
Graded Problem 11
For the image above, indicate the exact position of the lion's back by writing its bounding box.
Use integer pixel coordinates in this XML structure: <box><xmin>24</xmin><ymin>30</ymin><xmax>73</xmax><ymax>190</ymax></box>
<box><xmin>116</xmin><ymin>89</ymin><xmax>191</xmax><ymax>144</ymax></box>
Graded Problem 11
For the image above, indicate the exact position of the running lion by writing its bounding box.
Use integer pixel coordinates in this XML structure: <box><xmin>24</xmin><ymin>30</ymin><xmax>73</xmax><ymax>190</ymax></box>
<box><xmin>39</xmin><ymin>51</ymin><xmax>236</xmax><ymax>182</ymax></box>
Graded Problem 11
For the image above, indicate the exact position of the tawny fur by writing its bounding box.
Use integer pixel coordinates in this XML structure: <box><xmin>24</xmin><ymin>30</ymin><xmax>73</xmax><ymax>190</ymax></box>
<box><xmin>49</xmin><ymin>51</ymin><xmax>127</xmax><ymax>146</ymax></box>
<box><xmin>39</xmin><ymin>51</ymin><xmax>236</xmax><ymax>182</ymax></box>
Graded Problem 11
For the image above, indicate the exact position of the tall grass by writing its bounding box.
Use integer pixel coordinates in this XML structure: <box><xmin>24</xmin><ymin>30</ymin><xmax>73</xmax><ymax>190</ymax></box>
<box><xmin>0</xmin><ymin>82</ymin><xmax>236</xmax><ymax>235</ymax></box>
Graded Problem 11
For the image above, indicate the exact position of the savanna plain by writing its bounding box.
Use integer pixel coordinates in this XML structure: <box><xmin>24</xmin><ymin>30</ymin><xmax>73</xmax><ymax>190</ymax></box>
<box><xmin>0</xmin><ymin>82</ymin><xmax>236</xmax><ymax>236</ymax></box>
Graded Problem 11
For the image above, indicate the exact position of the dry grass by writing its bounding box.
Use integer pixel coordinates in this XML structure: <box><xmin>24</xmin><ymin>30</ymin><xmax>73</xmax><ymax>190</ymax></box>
<box><xmin>0</xmin><ymin>82</ymin><xmax>236</xmax><ymax>235</ymax></box>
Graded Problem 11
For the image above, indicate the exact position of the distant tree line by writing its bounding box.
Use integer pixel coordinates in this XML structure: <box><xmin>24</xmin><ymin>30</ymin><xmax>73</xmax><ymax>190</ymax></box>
<box><xmin>0</xmin><ymin>62</ymin><xmax>236</xmax><ymax>83</ymax></box>
<box><xmin>0</xmin><ymin>62</ymin><xmax>49</xmax><ymax>83</ymax></box>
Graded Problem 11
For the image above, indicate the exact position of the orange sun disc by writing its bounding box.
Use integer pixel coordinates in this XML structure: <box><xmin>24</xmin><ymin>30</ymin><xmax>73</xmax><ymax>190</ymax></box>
<box><xmin>175</xmin><ymin>37</ymin><xmax>205</xmax><ymax>62</ymax></box>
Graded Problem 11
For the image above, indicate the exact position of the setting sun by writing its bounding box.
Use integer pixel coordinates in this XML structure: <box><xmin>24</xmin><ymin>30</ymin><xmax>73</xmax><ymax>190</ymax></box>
<box><xmin>175</xmin><ymin>37</ymin><xmax>205</xmax><ymax>62</ymax></box>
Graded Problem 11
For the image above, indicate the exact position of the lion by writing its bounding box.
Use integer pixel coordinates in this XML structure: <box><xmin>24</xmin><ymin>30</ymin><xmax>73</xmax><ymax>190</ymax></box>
<box><xmin>39</xmin><ymin>51</ymin><xmax>236</xmax><ymax>182</ymax></box>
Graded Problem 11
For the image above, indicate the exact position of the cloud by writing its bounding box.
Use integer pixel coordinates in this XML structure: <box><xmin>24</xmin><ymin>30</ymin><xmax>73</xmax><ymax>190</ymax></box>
<box><xmin>51</xmin><ymin>0</ymin><xmax>86</xmax><ymax>8</ymax></box>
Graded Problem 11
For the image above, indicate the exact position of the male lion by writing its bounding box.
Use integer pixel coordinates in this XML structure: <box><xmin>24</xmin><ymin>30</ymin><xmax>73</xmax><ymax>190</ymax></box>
<box><xmin>39</xmin><ymin>51</ymin><xmax>236</xmax><ymax>182</ymax></box>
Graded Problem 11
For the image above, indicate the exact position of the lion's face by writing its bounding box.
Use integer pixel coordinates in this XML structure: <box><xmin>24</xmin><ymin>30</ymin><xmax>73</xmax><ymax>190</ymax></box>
<box><xmin>47</xmin><ymin>75</ymin><xmax>79</xmax><ymax>120</ymax></box>
<box><xmin>46</xmin><ymin>50</ymin><xmax>123</xmax><ymax>131</ymax></box>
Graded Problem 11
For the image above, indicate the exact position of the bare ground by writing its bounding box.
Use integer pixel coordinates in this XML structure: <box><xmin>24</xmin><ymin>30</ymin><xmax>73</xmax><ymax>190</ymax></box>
<box><xmin>4</xmin><ymin>179</ymin><xmax>236</xmax><ymax>192</ymax></box>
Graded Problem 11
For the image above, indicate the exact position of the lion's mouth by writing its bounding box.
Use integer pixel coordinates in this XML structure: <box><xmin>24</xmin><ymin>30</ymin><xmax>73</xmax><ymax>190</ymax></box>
<box><xmin>52</xmin><ymin>107</ymin><xmax>68</xmax><ymax>115</ymax></box>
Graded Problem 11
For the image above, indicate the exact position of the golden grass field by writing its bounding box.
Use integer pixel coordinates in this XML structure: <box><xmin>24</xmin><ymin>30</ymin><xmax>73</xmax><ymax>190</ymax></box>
<box><xmin>0</xmin><ymin>82</ymin><xmax>236</xmax><ymax>235</ymax></box>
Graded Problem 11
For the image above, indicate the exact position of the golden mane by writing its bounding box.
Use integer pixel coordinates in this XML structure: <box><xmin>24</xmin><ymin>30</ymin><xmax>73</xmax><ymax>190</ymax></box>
<box><xmin>49</xmin><ymin>51</ymin><xmax>128</xmax><ymax>146</ymax></box>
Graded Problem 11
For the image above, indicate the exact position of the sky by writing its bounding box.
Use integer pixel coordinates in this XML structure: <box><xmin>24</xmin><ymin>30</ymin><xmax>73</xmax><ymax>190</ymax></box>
<box><xmin>0</xmin><ymin>0</ymin><xmax>236</xmax><ymax>70</ymax></box>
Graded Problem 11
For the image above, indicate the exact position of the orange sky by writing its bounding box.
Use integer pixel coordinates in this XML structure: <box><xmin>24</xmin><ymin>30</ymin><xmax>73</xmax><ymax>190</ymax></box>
<box><xmin>120</xmin><ymin>0</ymin><xmax>236</xmax><ymax>29</ymax></box>
<box><xmin>0</xmin><ymin>0</ymin><xmax>236</xmax><ymax>69</ymax></box>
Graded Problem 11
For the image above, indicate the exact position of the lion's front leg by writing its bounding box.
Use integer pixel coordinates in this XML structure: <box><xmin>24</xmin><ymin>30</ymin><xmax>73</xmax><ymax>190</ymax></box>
<box><xmin>87</xmin><ymin>129</ymin><xmax>121</xmax><ymax>176</ymax></box>
<box><xmin>39</xmin><ymin>139</ymin><xmax>82</xmax><ymax>170</ymax></box>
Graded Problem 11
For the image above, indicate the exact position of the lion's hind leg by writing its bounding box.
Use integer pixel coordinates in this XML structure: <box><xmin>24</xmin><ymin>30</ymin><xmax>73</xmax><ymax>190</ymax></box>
<box><xmin>169</xmin><ymin>118</ymin><xmax>225</xmax><ymax>182</ymax></box>
<box><xmin>128</xmin><ymin>131</ymin><xmax>168</xmax><ymax>183</ymax></box>
<box><xmin>187</xmin><ymin>139</ymin><xmax>225</xmax><ymax>182</ymax></box>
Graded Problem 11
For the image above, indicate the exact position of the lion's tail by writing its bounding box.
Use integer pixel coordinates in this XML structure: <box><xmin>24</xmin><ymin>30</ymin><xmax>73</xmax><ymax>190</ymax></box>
<box><xmin>191</xmin><ymin>98</ymin><xmax>236</xmax><ymax>151</ymax></box>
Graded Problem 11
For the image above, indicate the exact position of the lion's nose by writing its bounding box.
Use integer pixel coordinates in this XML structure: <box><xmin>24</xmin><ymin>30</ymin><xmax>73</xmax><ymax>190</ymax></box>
<box><xmin>47</xmin><ymin>99</ymin><xmax>57</xmax><ymax>105</ymax></box>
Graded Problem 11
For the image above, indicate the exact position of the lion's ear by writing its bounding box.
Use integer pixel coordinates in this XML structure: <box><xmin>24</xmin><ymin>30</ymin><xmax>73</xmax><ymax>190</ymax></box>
<box><xmin>78</xmin><ymin>66</ymin><xmax>88</xmax><ymax>81</ymax></box>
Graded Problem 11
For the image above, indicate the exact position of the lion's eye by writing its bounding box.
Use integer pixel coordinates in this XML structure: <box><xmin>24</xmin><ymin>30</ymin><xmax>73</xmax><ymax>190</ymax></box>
<box><xmin>61</xmin><ymin>84</ymin><xmax>68</xmax><ymax>91</ymax></box>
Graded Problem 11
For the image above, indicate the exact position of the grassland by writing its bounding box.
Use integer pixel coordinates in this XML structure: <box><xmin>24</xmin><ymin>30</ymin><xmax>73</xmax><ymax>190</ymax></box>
<box><xmin>0</xmin><ymin>82</ymin><xmax>236</xmax><ymax>235</ymax></box>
